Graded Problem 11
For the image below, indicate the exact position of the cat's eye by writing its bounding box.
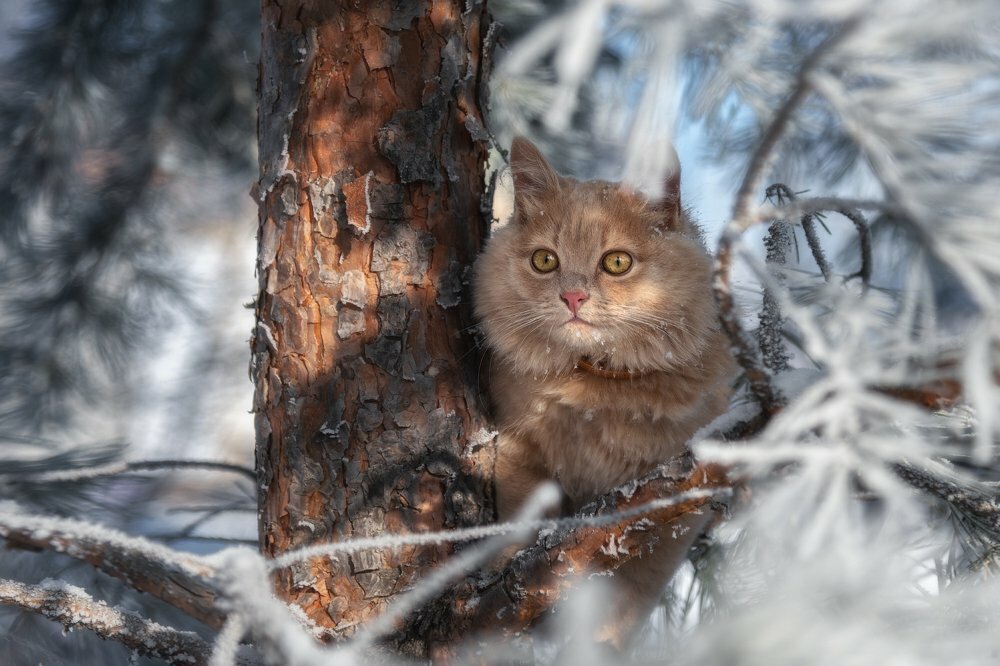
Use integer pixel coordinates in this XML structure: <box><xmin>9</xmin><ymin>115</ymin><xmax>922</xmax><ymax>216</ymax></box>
<box><xmin>601</xmin><ymin>250</ymin><xmax>633</xmax><ymax>275</ymax></box>
<box><xmin>531</xmin><ymin>248</ymin><xmax>559</xmax><ymax>273</ymax></box>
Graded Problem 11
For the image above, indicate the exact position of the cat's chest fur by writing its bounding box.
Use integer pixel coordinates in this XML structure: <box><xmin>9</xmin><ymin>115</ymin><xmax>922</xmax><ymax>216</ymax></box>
<box><xmin>491</xmin><ymin>358</ymin><xmax>729</xmax><ymax>506</ymax></box>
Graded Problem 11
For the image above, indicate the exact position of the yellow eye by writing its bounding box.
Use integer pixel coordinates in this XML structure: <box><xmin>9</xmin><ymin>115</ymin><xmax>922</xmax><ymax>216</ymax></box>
<box><xmin>601</xmin><ymin>250</ymin><xmax>633</xmax><ymax>275</ymax></box>
<box><xmin>531</xmin><ymin>248</ymin><xmax>559</xmax><ymax>273</ymax></box>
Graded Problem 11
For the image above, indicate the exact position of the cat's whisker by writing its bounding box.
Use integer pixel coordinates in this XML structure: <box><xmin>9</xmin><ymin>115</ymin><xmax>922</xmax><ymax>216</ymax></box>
<box><xmin>612</xmin><ymin>311</ymin><xmax>698</xmax><ymax>341</ymax></box>
<box><xmin>488</xmin><ymin>314</ymin><xmax>552</xmax><ymax>341</ymax></box>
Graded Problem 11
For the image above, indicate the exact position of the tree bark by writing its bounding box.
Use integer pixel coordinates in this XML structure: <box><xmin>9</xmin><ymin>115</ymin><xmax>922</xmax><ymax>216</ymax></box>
<box><xmin>397</xmin><ymin>458</ymin><xmax>732</xmax><ymax>655</ymax></box>
<box><xmin>251</xmin><ymin>0</ymin><xmax>495</xmax><ymax>653</ymax></box>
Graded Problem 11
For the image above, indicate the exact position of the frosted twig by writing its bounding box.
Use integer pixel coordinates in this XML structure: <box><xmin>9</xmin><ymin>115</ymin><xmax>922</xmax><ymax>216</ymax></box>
<box><xmin>0</xmin><ymin>502</ymin><xmax>224</xmax><ymax>629</ymax></box>
<box><xmin>210</xmin><ymin>613</ymin><xmax>248</xmax><ymax>666</ymax></box>
<box><xmin>765</xmin><ymin>183</ymin><xmax>832</xmax><ymax>282</ymax></box>
<box><xmin>891</xmin><ymin>463</ymin><xmax>1000</xmax><ymax>532</ymax></box>
<box><xmin>5</xmin><ymin>459</ymin><xmax>256</xmax><ymax>484</ymax></box>
<box><xmin>268</xmin><ymin>488</ymin><xmax>724</xmax><ymax>573</ymax></box>
<box><xmin>715</xmin><ymin>18</ymin><xmax>860</xmax><ymax>414</ymax></box>
<box><xmin>800</xmin><ymin>214</ymin><xmax>832</xmax><ymax>281</ymax></box>
<box><xmin>759</xmin><ymin>189</ymin><xmax>794</xmax><ymax>373</ymax></box>
<box><xmin>0</xmin><ymin>578</ymin><xmax>215</xmax><ymax>665</ymax></box>
<box><xmin>750</xmin><ymin>197</ymin><xmax>897</xmax><ymax>223</ymax></box>
<box><xmin>208</xmin><ymin>549</ymin><xmax>355</xmax><ymax>666</ymax></box>
<box><xmin>268</xmin><ymin>518</ymin><xmax>538</xmax><ymax>571</ymax></box>
<box><xmin>837</xmin><ymin>207</ymin><xmax>872</xmax><ymax>289</ymax></box>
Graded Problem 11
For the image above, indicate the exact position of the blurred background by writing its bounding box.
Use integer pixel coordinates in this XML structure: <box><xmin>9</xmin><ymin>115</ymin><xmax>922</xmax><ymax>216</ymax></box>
<box><xmin>1</xmin><ymin>0</ymin><xmax>998</xmax><ymax>663</ymax></box>
<box><xmin>0</xmin><ymin>1</ymin><xmax>260</xmax><ymax>661</ymax></box>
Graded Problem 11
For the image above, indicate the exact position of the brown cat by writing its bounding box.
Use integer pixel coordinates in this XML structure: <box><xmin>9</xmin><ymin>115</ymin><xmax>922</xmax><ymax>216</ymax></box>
<box><xmin>473</xmin><ymin>137</ymin><xmax>735</xmax><ymax>647</ymax></box>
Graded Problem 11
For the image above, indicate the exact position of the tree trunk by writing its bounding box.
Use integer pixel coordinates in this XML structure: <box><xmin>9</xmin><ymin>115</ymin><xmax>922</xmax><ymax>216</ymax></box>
<box><xmin>251</xmin><ymin>0</ymin><xmax>495</xmax><ymax>653</ymax></box>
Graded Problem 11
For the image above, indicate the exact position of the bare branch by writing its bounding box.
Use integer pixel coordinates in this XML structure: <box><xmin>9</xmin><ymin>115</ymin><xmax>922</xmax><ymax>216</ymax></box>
<box><xmin>0</xmin><ymin>503</ymin><xmax>225</xmax><ymax>630</ymax></box>
<box><xmin>0</xmin><ymin>578</ymin><xmax>213</xmax><ymax>665</ymax></box>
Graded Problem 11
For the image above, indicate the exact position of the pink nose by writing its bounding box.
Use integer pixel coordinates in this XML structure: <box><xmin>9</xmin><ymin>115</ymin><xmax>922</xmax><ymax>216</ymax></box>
<box><xmin>560</xmin><ymin>290</ymin><xmax>589</xmax><ymax>315</ymax></box>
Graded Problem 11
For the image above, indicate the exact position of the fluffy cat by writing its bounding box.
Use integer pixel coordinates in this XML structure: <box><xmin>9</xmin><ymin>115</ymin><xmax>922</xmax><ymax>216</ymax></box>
<box><xmin>473</xmin><ymin>137</ymin><xmax>735</xmax><ymax>647</ymax></box>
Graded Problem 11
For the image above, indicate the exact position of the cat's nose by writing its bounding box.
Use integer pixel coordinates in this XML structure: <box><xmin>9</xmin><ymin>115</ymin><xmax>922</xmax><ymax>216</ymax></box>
<box><xmin>560</xmin><ymin>290</ymin><xmax>589</xmax><ymax>315</ymax></box>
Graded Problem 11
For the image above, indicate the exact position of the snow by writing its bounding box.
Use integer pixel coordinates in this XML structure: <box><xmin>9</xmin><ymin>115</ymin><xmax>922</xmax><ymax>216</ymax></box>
<box><xmin>599</xmin><ymin>534</ymin><xmax>630</xmax><ymax>557</ymax></box>
<box><xmin>0</xmin><ymin>501</ymin><xmax>211</xmax><ymax>577</ymax></box>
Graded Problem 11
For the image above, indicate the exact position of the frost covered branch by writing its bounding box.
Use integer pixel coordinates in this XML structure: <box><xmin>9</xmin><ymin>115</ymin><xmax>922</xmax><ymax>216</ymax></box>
<box><xmin>758</xmin><ymin>190</ymin><xmax>794</xmax><ymax>373</ymax></box>
<box><xmin>837</xmin><ymin>207</ymin><xmax>873</xmax><ymax>287</ymax></box>
<box><xmin>766</xmin><ymin>183</ymin><xmax>832</xmax><ymax>282</ymax></box>
<box><xmin>892</xmin><ymin>463</ymin><xmax>1000</xmax><ymax>534</ymax></box>
<box><xmin>0</xmin><ymin>578</ymin><xmax>215</xmax><ymax>665</ymax></box>
<box><xmin>0</xmin><ymin>502</ymin><xmax>224</xmax><ymax>629</ymax></box>
<box><xmin>393</xmin><ymin>456</ymin><xmax>731</xmax><ymax>649</ymax></box>
<box><xmin>4</xmin><ymin>459</ymin><xmax>257</xmax><ymax>484</ymax></box>
<box><xmin>714</xmin><ymin>19</ymin><xmax>860</xmax><ymax>415</ymax></box>
<box><xmin>729</xmin><ymin>19</ymin><xmax>861</xmax><ymax>225</ymax></box>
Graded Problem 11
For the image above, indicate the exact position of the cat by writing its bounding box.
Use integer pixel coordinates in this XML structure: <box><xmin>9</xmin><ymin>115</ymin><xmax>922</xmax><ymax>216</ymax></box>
<box><xmin>473</xmin><ymin>137</ymin><xmax>735</xmax><ymax>647</ymax></box>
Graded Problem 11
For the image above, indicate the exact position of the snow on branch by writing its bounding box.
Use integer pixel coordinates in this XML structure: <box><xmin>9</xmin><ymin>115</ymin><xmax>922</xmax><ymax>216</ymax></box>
<box><xmin>3</xmin><ymin>459</ymin><xmax>257</xmax><ymax>484</ymax></box>
<box><xmin>0</xmin><ymin>577</ymin><xmax>214</xmax><ymax>665</ymax></box>
<box><xmin>714</xmin><ymin>18</ymin><xmax>861</xmax><ymax>416</ymax></box>
<box><xmin>393</xmin><ymin>456</ymin><xmax>731</xmax><ymax>649</ymax></box>
<box><xmin>835</xmin><ymin>207</ymin><xmax>873</xmax><ymax>288</ymax></box>
<box><xmin>0</xmin><ymin>502</ymin><xmax>224</xmax><ymax>630</ymax></box>
<box><xmin>892</xmin><ymin>463</ymin><xmax>1000</xmax><ymax>534</ymax></box>
<box><xmin>729</xmin><ymin>18</ymin><xmax>861</xmax><ymax>226</ymax></box>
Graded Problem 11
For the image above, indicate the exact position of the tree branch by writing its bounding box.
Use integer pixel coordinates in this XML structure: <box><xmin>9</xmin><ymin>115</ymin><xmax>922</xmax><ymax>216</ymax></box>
<box><xmin>397</xmin><ymin>457</ymin><xmax>731</xmax><ymax>648</ymax></box>
<box><xmin>800</xmin><ymin>213</ymin><xmax>833</xmax><ymax>281</ymax></box>
<box><xmin>715</xmin><ymin>233</ymin><xmax>786</xmax><ymax>414</ymax></box>
<box><xmin>0</xmin><ymin>578</ymin><xmax>214</xmax><ymax>665</ymax></box>
<box><xmin>730</xmin><ymin>22</ymin><xmax>860</xmax><ymax>224</ymax></box>
<box><xmin>764</xmin><ymin>183</ymin><xmax>833</xmax><ymax>283</ymax></box>
<box><xmin>891</xmin><ymin>463</ymin><xmax>1000</xmax><ymax>531</ymax></box>
<box><xmin>758</xmin><ymin>188</ymin><xmax>794</xmax><ymax>373</ymax></box>
<box><xmin>0</xmin><ymin>503</ymin><xmax>225</xmax><ymax>630</ymax></box>
<box><xmin>715</xmin><ymin>20</ymin><xmax>860</xmax><ymax>415</ymax></box>
<box><xmin>837</xmin><ymin>207</ymin><xmax>872</xmax><ymax>288</ymax></box>
<box><xmin>8</xmin><ymin>459</ymin><xmax>256</xmax><ymax>484</ymax></box>
<box><xmin>751</xmin><ymin>197</ymin><xmax>896</xmax><ymax>222</ymax></box>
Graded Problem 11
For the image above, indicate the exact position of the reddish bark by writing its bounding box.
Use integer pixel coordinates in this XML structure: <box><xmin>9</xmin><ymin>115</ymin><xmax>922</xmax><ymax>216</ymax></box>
<box><xmin>396</xmin><ymin>459</ymin><xmax>731</xmax><ymax>653</ymax></box>
<box><xmin>252</xmin><ymin>0</ymin><xmax>495</xmax><ymax>650</ymax></box>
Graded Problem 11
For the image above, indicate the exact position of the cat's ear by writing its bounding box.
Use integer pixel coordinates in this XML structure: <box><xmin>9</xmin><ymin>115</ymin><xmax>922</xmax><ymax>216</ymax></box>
<box><xmin>652</xmin><ymin>145</ymin><xmax>682</xmax><ymax>230</ymax></box>
<box><xmin>509</xmin><ymin>137</ymin><xmax>560</xmax><ymax>201</ymax></box>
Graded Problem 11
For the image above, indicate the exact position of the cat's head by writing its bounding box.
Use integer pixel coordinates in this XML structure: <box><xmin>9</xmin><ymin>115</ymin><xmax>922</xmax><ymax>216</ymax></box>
<box><xmin>474</xmin><ymin>137</ymin><xmax>720</xmax><ymax>376</ymax></box>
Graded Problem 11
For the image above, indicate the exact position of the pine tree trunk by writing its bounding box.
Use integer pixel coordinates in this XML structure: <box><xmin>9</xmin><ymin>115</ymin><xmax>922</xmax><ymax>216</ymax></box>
<box><xmin>251</xmin><ymin>1</ymin><xmax>495</xmax><ymax>653</ymax></box>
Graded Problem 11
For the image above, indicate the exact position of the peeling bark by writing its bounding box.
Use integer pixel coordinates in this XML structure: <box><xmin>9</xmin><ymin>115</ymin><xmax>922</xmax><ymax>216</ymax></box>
<box><xmin>252</xmin><ymin>0</ymin><xmax>495</xmax><ymax>652</ymax></box>
<box><xmin>396</xmin><ymin>458</ymin><xmax>731</xmax><ymax>653</ymax></box>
